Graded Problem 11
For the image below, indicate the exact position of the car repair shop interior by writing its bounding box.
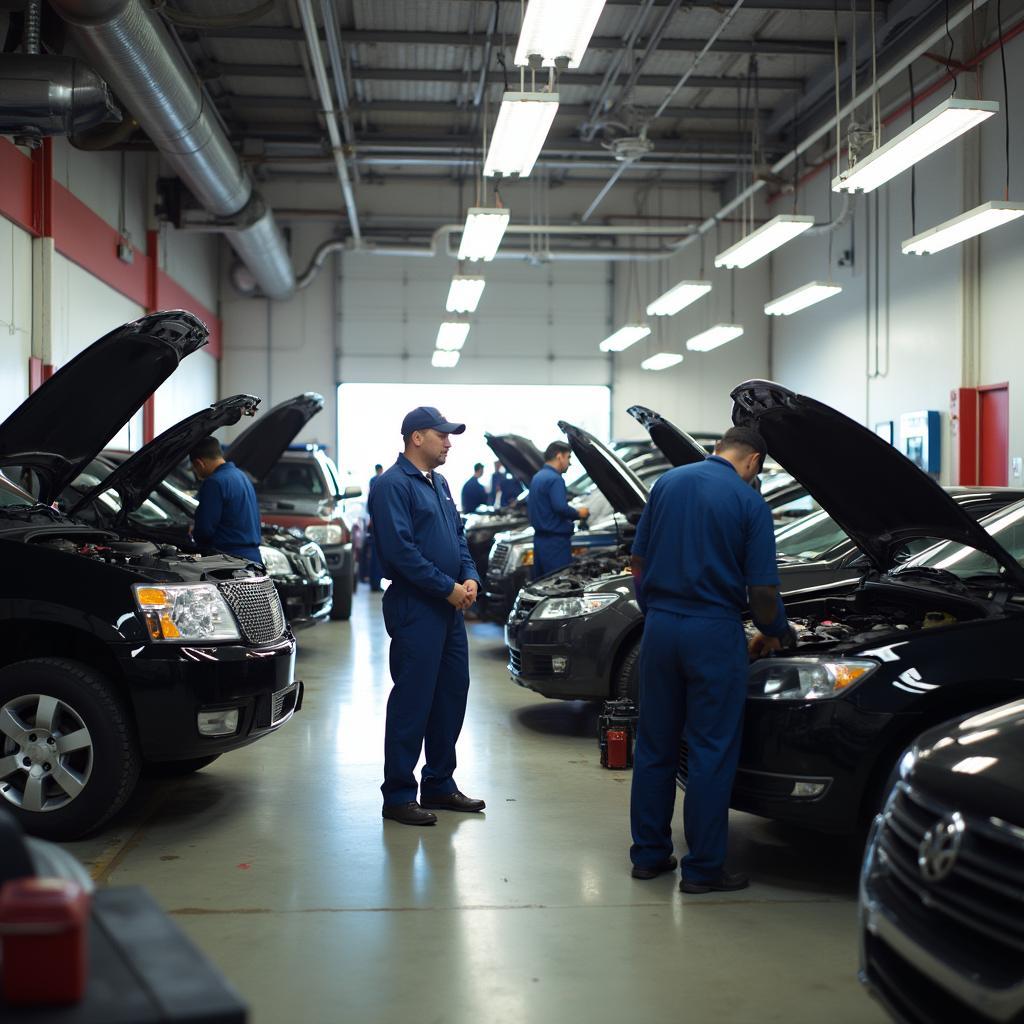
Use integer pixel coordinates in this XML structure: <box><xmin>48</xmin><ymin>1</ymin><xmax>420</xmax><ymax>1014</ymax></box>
<box><xmin>1</xmin><ymin>1</ymin><xmax>1023</xmax><ymax>1022</ymax></box>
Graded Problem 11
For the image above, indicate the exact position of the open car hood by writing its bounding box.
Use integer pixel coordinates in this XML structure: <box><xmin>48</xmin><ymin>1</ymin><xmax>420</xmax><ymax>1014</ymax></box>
<box><xmin>558</xmin><ymin>420</ymin><xmax>648</xmax><ymax>518</ymax></box>
<box><xmin>70</xmin><ymin>396</ymin><xmax>261</xmax><ymax>521</ymax></box>
<box><xmin>485</xmin><ymin>433</ymin><xmax>544</xmax><ymax>488</ymax></box>
<box><xmin>627</xmin><ymin>406</ymin><xmax>707</xmax><ymax>467</ymax></box>
<box><xmin>227</xmin><ymin>392</ymin><xmax>325</xmax><ymax>482</ymax></box>
<box><xmin>731</xmin><ymin>380</ymin><xmax>1024</xmax><ymax>585</ymax></box>
<box><xmin>0</xmin><ymin>311</ymin><xmax>208</xmax><ymax>504</ymax></box>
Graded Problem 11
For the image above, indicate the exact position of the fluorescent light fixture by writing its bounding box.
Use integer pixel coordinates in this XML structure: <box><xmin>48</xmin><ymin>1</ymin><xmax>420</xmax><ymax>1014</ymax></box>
<box><xmin>646</xmin><ymin>280</ymin><xmax>713</xmax><ymax>317</ymax></box>
<box><xmin>515</xmin><ymin>0</ymin><xmax>606</xmax><ymax>69</ymax></box>
<box><xmin>599</xmin><ymin>323</ymin><xmax>651</xmax><ymax>352</ymax></box>
<box><xmin>432</xmin><ymin>350</ymin><xmax>461</xmax><ymax>368</ymax></box>
<box><xmin>483</xmin><ymin>92</ymin><xmax>559</xmax><ymax>178</ymax></box>
<box><xmin>436</xmin><ymin>321</ymin><xmax>471</xmax><ymax>351</ymax></box>
<box><xmin>833</xmin><ymin>98</ymin><xmax>999</xmax><ymax>194</ymax></box>
<box><xmin>764</xmin><ymin>281</ymin><xmax>843</xmax><ymax>316</ymax></box>
<box><xmin>641</xmin><ymin>352</ymin><xmax>684</xmax><ymax>371</ymax></box>
<box><xmin>902</xmin><ymin>200</ymin><xmax>1024</xmax><ymax>254</ymax></box>
<box><xmin>715</xmin><ymin>215</ymin><xmax>815</xmax><ymax>270</ymax></box>
<box><xmin>457</xmin><ymin>207</ymin><xmax>511</xmax><ymax>262</ymax></box>
<box><xmin>446</xmin><ymin>276</ymin><xmax>486</xmax><ymax>313</ymax></box>
<box><xmin>686</xmin><ymin>324</ymin><xmax>744</xmax><ymax>352</ymax></box>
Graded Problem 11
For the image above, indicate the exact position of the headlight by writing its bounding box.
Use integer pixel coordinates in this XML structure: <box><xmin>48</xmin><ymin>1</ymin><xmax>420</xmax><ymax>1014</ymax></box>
<box><xmin>259</xmin><ymin>545</ymin><xmax>293</xmax><ymax>577</ymax></box>
<box><xmin>748</xmin><ymin>657</ymin><xmax>876</xmax><ymax>700</ymax></box>
<box><xmin>305</xmin><ymin>524</ymin><xmax>344</xmax><ymax>545</ymax></box>
<box><xmin>133</xmin><ymin>583</ymin><xmax>241</xmax><ymax>642</ymax></box>
<box><xmin>534</xmin><ymin>594</ymin><xmax>619</xmax><ymax>620</ymax></box>
<box><xmin>513</xmin><ymin>545</ymin><xmax>534</xmax><ymax>567</ymax></box>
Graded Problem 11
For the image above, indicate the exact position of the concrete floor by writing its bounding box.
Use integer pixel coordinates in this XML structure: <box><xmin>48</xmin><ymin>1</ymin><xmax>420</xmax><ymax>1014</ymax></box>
<box><xmin>65</xmin><ymin>590</ymin><xmax>887</xmax><ymax>1024</ymax></box>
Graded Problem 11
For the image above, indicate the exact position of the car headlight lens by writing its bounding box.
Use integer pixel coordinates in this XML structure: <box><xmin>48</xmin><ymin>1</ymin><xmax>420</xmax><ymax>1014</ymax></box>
<box><xmin>259</xmin><ymin>545</ymin><xmax>293</xmax><ymax>577</ymax></box>
<box><xmin>305</xmin><ymin>524</ymin><xmax>344</xmax><ymax>545</ymax></box>
<box><xmin>134</xmin><ymin>584</ymin><xmax>241</xmax><ymax>642</ymax></box>
<box><xmin>748</xmin><ymin>657</ymin><xmax>876</xmax><ymax>700</ymax></box>
<box><xmin>514</xmin><ymin>545</ymin><xmax>534</xmax><ymax>567</ymax></box>
<box><xmin>534</xmin><ymin>594</ymin><xmax>619</xmax><ymax>620</ymax></box>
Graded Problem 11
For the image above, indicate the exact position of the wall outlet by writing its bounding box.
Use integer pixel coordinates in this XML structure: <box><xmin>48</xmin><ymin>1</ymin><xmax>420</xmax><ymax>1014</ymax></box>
<box><xmin>1012</xmin><ymin>457</ymin><xmax>1022</xmax><ymax>480</ymax></box>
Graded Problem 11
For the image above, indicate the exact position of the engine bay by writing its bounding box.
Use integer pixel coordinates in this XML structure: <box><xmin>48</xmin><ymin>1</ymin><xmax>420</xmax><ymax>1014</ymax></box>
<box><xmin>528</xmin><ymin>549</ymin><xmax>632</xmax><ymax>596</ymax></box>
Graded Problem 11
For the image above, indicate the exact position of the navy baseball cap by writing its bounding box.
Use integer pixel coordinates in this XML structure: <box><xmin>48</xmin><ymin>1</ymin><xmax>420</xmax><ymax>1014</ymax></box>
<box><xmin>401</xmin><ymin>406</ymin><xmax>466</xmax><ymax>436</ymax></box>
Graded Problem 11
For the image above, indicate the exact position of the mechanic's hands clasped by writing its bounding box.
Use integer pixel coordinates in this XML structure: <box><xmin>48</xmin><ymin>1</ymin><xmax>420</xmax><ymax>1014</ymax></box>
<box><xmin>448</xmin><ymin>580</ymin><xmax>478</xmax><ymax>610</ymax></box>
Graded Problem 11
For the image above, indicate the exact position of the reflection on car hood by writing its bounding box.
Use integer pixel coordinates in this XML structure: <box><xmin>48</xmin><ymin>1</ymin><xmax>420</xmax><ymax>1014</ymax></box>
<box><xmin>731</xmin><ymin>379</ymin><xmax>1024</xmax><ymax>586</ymax></box>
<box><xmin>485</xmin><ymin>433</ymin><xmax>544</xmax><ymax>488</ymax></box>
<box><xmin>627</xmin><ymin>405</ymin><xmax>707</xmax><ymax>467</ymax></box>
<box><xmin>0</xmin><ymin>311</ymin><xmax>208</xmax><ymax>504</ymax></box>
<box><xmin>227</xmin><ymin>393</ymin><xmax>324</xmax><ymax>482</ymax></box>
<box><xmin>70</xmin><ymin>396</ymin><xmax>261</xmax><ymax>520</ymax></box>
<box><xmin>558</xmin><ymin>421</ymin><xmax>647</xmax><ymax>518</ymax></box>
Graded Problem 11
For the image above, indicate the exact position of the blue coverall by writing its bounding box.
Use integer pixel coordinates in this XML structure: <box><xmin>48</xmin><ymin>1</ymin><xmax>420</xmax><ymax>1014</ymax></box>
<box><xmin>193</xmin><ymin>461</ymin><xmax>262</xmax><ymax>564</ymax></box>
<box><xmin>527</xmin><ymin>464</ymin><xmax>581</xmax><ymax>579</ymax></box>
<box><xmin>629</xmin><ymin>456</ymin><xmax>789</xmax><ymax>883</ymax></box>
<box><xmin>460</xmin><ymin>475</ymin><xmax>488</xmax><ymax>512</ymax></box>
<box><xmin>369</xmin><ymin>454</ymin><xmax>481</xmax><ymax>806</ymax></box>
<box><xmin>491</xmin><ymin>470</ymin><xmax>520</xmax><ymax>507</ymax></box>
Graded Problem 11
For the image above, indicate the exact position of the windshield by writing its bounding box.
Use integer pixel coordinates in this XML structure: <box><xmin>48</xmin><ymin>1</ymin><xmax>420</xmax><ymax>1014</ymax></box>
<box><xmin>899</xmin><ymin>499</ymin><xmax>1024</xmax><ymax>581</ymax></box>
<box><xmin>760</xmin><ymin>471</ymin><xmax>795</xmax><ymax>497</ymax></box>
<box><xmin>259</xmin><ymin>460</ymin><xmax>328</xmax><ymax>497</ymax></box>
<box><xmin>774</xmin><ymin>510</ymin><xmax>849</xmax><ymax>562</ymax></box>
<box><xmin>67</xmin><ymin>463</ymin><xmax>188</xmax><ymax>526</ymax></box>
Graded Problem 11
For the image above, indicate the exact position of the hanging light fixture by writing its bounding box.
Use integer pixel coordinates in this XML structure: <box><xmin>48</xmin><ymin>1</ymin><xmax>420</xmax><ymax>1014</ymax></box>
<box><xmin>833</xmin><ymin>98</ymin><xmax>998</xmax><ymax>194</ymax></box>
<box><xmin>646</xmin><ymin>280</ymin><xmax>713</xmax><ymax>318</ymax></box>
<box><xmin>436</xmin><ymin>321</ymin><xmax>471</xmax><ymax>351</ymax></box>
<box><xmin>641</xmin><ymin>352</ymin><xmax>684</xmax><ymax>371</ymax></box>
<box><xmin>714</xmin><ymin>215</ymin><xmax>815</xmax><ymax>270</ymax></box>
<box><xmin>764</xmin><ymin>282</ymin><xmax>843</xmax><ymax>316</ymax></box>
<box><xmin>901</xmin><ymin>200</ymin><xmax>1024</xmax><ymax>254</ymax></box>
<box><xmin>599</xmin><ymin>323</ymin><xmax>651</xmax><ymax>353</ymax></box>
<box><xmin>514</xmin><ymin>0</ymin><xmax>607</xmax><ymax>69</ymax></box>
<box><xmin>686</xmin><ymin>324</ymin><xmax>744</xmax><ymax>352</ymax></box>
<box><xmin>483</xmin><ymin>92</ymin><xmax>560</xmax><ymax>178</ymax></box>
<box><xmin>458</xmin><ymin>207</ymin><xmax>511</xmax><ymax>262</ymax></box>
<box><xmin>446</xmin><ymin>276</ymin><xmax>486</xmax><ymax>313</ymax></box>
<box><xmin>432</xmin><ymin>350</ymin><xmax>461</xmax><ymax>368</ymax></box>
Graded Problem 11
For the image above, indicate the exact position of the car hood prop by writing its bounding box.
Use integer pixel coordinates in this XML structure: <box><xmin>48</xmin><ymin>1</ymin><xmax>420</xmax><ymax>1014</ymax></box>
<box><xmin>484</xmin><ymin>433</ymin><xmax>545</xmax><ymax>489</ymax></box>
<box><xmin>558</xmin><ymin>421</ymin><xmax>648</xmax><ymax>519</ymax></box>
<box><xmin>626</xmin><ymin>405</ymin><xmax>707</xmax><ymax>468</ymax></box>
<box><xmin>226</xmin><ymin>392</ymin><xmax>325</xmax><ymax>483</ymax></box>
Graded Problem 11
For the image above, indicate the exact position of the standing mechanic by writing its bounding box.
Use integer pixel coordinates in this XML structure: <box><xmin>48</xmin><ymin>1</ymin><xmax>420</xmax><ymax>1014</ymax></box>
<box><xmin>527</xmin><ymin>442</ymin><xmax>589</xmax><ymax>579</ymax></box>
<box><xmin>460</xmin><ymin>462</ymin><xmax>488</xmax><ymax>512</ymax></box>
<box><xmin>189</xmin><ymin>436</ymin><xmax>262</xmax><ymax>564</ymax></box>
<box><xmin>489</xmin><ymin>461</ymin><xmax>519</xmax><ymax>507</ymax></box>
<box><xmin>369</xmin><ymin>407</ymin><xmax>485</xmax><ymax>826</ymax></box>
<box><xmin>628</xmin><ymin>427</ymin><xmax>793</xmax><ymax>893</ymax></box>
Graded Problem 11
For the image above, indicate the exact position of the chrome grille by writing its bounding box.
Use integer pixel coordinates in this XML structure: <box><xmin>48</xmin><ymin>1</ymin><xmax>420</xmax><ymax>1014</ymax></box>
<box><xmin>509</xmin><ymin>649</ymin><xmax>522</xmax><ymax>674</ymax></box>
<box><xmin>877</xmin><ymin>782</ymin><xmax>1024</xmax><ymax>958</ymax></box>
<box><xmin>299</xmin><ymin>542</ymin><xmax>328</xmax><ymax>579</ymax></box>
<box><xmin>219</xmin><ymin>577</ymin><xmax>286</xmax><ymax>645</ymax></box>
<box><xmin>490</xmin><ymin>541</ymin><xmax>511</xmax><ymax>573</ymax></box>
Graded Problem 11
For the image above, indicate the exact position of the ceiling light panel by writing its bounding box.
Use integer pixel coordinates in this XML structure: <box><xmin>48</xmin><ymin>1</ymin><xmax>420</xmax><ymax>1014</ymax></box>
<box><xmin>901</xmin><ymin>200</ymin><xmax>1024</xmax><ymax>255</ymax></box>
<box><xmin>714</xmin><ymin>215</ymin><xmax>815</xmax><ymax>269</ymax></box>
<box><xmin>641</xmin><ymin>352</ymin><xmax>684</xmax><ymax>371</ymax></box>
<box><xmin>446</xmin><ymin>276</ymin><xmax>486</xmax><ymax>313</ymax></box>
<box><xmin>483</xmin><ymin>92</ymin><xmax>560</xmax><ymax>179</ymax></box>
<box><xmin>833</xmin><ymin>98</ymin><xmax>999</xmax><ymax>194</ymax></box>
<box><xmin>686</xmin><ymin>324</ymin><xmax>744</xmax><ymax>352</ymax></box>
<box><xmin>515</xmin><ymin>0</ymin><xmax>607</xmax><ymax>69</ymax></box>
<box><xmin>432</xmin><ymin>350</ymin><xmax>461</xmax><ymax>368</ymax></box>
<box><xmin>436</xmin><ymin>321</ymin><xmax>471</xmax><ymax>351</ymax></box>
<box><xmin>764</xmin><ymin>282</ymin><xmax>843</xmax><ymax>316</ymax></box>
<box><xmin>599</xmin><ymin>323</ymin><xmax>651</xmax><ymax>353</ymax></box>
<box><xmin>458</xmin><ymin>207</ymin><xmax>511</xmax><ymax>262</ymax></box>
<box><xmin>646</xmin><ymin>280</ymin><xmax>713</xmax><ymax>317</ymax></box>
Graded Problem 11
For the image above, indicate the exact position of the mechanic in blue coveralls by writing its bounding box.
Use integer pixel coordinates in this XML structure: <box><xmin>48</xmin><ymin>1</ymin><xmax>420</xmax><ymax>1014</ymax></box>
<box><xmin>628</xmin><ymin>427</ymin><xmax>795</xmax><ymax>894</ymax></box>
<box><xmin>527</xmin><ymin>441</ymin><xmax>589</xmax><ymax>579</ymax></box>
<box><xmin>368</xmin><ymin>407</ymin><xmax>485</xmax><ymax>827</ymax></box>
<box><xmin>189</xmin><ymin>436</ymin><xmax>262</xmax><ymax>564</ymax></box>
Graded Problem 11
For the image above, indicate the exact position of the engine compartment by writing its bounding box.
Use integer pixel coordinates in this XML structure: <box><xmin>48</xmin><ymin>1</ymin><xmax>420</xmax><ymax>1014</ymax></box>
<box><xmin>528</xmin><ymin>549</ymin><xmax>632</xmax><ymax>596</ymax></box>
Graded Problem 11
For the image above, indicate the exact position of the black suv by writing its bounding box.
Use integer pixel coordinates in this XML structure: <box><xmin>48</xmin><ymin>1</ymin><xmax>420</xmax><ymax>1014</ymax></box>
<box><xmin>674</xmin><ymin>379</ymin><xmax>1024</xmax><ymax>836</ymax></box>
<box><xmin>859</xmin><ymin>698</ymin><xmax>1024</xmax><ymax>1024</ymax></box>
<box><xmin>0</xmin><ymin>313</ymin><xmax>300</xmax><ymax>840</ymax></box>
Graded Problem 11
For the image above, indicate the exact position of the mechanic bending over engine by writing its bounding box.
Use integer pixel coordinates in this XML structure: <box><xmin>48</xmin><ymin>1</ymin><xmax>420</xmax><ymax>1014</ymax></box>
<box><xmin>189</xmin><ymin>436</ymin><xmax>263</xmax><ymax>565</ymax></box>
<box><xmin>627</xmin><ymin>426</ymin><xmax>795</xmax><ymax>894</ymax></box>
<box><xmin>527</xmin><ymin>441</ymin><xmax>589</xmax><ymax>579</ymax></box>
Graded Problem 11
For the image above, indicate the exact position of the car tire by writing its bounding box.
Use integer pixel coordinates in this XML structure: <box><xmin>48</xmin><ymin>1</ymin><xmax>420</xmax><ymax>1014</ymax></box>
<box><xmin>330</xmin><ymin>574</ymin><xmax>354</xmax><ymax>620</ymax></box>
<box><xmin>613</xmin><ymin>639</ymin><xmax>641</xmax><ymax>706</ymax></box>
<box><xmin>0</xmin><ymin>658</ymin><xmax>140</xmax><ymax>841</ymax></box>
<box><xmin>143</xmin><ymin>754</ymin><xmax>221</xmax><ymax>777</ymax></box>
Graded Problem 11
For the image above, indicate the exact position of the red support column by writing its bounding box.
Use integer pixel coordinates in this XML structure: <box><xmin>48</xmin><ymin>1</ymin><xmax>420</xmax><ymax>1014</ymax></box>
<box><xmin>30</xmin><ymin>139</ymin><xmax>53</xmax><ymax>238</ymax></box>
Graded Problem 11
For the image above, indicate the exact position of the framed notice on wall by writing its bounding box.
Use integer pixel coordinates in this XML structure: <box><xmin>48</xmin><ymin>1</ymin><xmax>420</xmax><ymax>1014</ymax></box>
<box><xmin>874</xmin><ymin>421</ymin><xmax>894</xmax><ymax>445</ymax></box>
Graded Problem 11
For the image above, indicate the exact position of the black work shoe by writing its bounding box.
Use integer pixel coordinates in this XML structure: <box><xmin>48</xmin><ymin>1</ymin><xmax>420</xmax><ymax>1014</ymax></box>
<box><xmin>631</xmin><ymin>855</ymin><xmax>678</xmax><ymax>880</ymax></box>
<box><xmin>382</xmin><ymin>801</ymin><xmax>437</xmax><ymax>826</ymax></box>
<box><xmin>680</xmin><ymin>871</ymin><xmax>750</xmax><ymax>894</ymax></box>
<box><xmin>419</xmin><ymin>791</ymin><xmax>486</xmax><ymax>812</ymax></box>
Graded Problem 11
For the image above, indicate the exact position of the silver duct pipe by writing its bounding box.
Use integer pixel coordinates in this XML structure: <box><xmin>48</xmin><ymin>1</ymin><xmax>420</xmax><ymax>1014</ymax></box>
<box><xmin>50</xmin><ymin>0</ymin><xmax>296</xmax><ymax>300</ymax></box>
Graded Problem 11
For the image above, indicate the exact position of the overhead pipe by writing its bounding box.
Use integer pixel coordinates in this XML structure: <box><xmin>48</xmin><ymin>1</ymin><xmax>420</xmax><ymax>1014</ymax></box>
<box><xmin>49</xmin><ymin>0</ymin><xmax>296</xmax><ymax>299</ymax></box>
<box><xmin>317</xmin><ymin>0</ymin><xmax>361</xmax><ymax>185</ymax></box>
<box><xmin>671</xmin><ymin>0</ymin><xmax>995</xmax><ymax>256</ymax></box>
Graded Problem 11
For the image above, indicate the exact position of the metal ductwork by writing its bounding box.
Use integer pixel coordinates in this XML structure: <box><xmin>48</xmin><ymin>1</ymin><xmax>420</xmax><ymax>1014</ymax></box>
<box><xmin>48</xmin><ymin>0</ymin><xmax>296</xmax><ymax>300</ymax></box>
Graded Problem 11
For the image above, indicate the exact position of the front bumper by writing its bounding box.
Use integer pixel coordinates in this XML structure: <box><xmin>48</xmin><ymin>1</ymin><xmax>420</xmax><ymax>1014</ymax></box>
<box><xmin>274</xmin><ymin>575</ymin><xmax>333</xmax><ymax>629</ymax></box>
<box><xmin>115</xmin><ymin>635</ymin><xmax>301</xmax><ymax>762</ymax></box>
<box><xmin>676</xmin><ymin>697</ymin><xmax>898</xmax><ymax>834</ymax></box>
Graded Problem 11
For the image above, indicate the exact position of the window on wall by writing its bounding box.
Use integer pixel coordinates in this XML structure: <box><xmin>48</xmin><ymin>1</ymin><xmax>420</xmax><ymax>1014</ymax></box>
<box><xmin>337</xmin><ymin>383</ymin><xmax>611</xmax><ymax>495</ymax></box>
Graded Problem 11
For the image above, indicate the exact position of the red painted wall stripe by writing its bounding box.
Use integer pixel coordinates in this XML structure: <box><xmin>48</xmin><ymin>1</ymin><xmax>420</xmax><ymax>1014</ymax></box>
<box><xmin>154</xmin><ymin>269</ymin><xmax>222</xmax><ymax>359</ymax></box>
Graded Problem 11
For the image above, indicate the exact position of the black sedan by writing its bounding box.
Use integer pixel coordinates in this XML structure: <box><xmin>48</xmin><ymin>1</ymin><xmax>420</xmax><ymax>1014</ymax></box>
<box><xmin>860</xmin><ymin>698</ymin><xmax>1024</xmax><ymax>1023</ymax></box>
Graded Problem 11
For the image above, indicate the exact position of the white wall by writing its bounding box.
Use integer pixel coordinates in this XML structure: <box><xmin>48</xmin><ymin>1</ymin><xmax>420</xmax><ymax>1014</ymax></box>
<box><xmin>0</xmin><ymin>217</ymin><xmax>33</xmax><ymax>422</ymax></box>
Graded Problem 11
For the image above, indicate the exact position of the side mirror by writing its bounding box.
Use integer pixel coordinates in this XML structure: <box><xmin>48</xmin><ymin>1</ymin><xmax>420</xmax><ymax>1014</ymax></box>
<box><xmin>343</xmin><ymin>485</ymin><xmax>362</xmax><ymax>499</ymax></box>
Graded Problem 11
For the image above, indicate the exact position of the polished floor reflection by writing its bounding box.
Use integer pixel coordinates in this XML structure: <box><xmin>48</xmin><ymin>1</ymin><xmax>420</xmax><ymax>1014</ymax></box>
<box><xmin>65</xmin><ymin>591</ymin><xmax>885</xmax><ymax>1024</ymax></box>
